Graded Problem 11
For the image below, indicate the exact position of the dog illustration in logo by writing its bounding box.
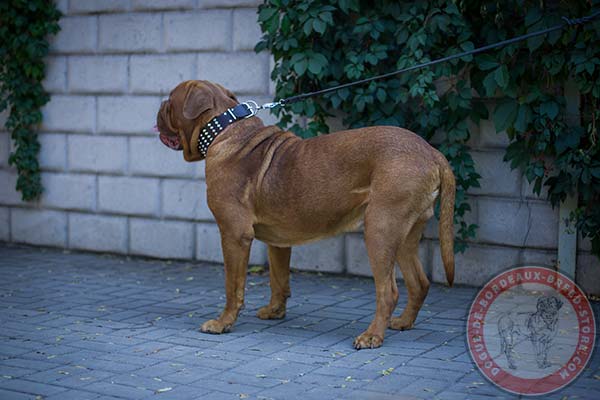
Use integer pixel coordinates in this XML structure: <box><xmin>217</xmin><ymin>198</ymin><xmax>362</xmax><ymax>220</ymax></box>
<box><xmin>498</xmin><ymin>295</ymin><xmax>563</xmax><ymax>369</ymax></box>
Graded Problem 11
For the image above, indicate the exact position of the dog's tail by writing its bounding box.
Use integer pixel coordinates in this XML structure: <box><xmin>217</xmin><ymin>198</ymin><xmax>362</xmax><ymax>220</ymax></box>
<box><xmin>437</xmin><ymin>155</ymin><xmax>456</xmax><ymax>286</ymax></box>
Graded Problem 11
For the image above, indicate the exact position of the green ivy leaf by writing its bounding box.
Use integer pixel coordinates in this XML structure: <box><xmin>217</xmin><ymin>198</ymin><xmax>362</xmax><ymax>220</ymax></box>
<box><xmin>308</xmin><ymin>53</ymin><xmax>327</xmax><ymax>74</ymax></box>
<box><xmin>540</xmin><ymin>101</ymin><xmax>559</xmax><ymax>119</ymax></box>
<box><xmin>514</xmin><ymin>104</ymin><xmax>532</xmax><ymax>132</ymax></box>
<box><xmin>494</xmin><ymin>65</ymin><xmax>509</xmax><ymax>89</ymax></box>
<box><xmin>313</xmin><ymin>19</ymin><xmax>326</xmax><ymax>35</ymax></box>
<box><xmin>482</xmin><ymin>71</ymin><xmax>497</xmax><ymax>97</ymax></box>
<box><xmin>554</xmin><ymin>128</ymin><xmax>582</xmax><ymax>154</ymax></box>
<box><xmin>476</xmin><ymin>54</ymin><xmax>499</xmax><ymax>71</ymax></box>
<box><xmin>493</xmin><ymin>100</ymin><xmax>518</xmax><ymax>132</ymax></box>
<box><xmin>292</xmin><ymin>56</ymin><xmax>308</xmax><ymax>75</ymax></box>
<box><xmin>527</xmin><ymin>21</ymin><xmax>545</xmax><ymax>52</ymax></box>
<box><xmin>258</xmin><ymin>7</ymin><xmax>277</xmax><ymax>22</ymax></box>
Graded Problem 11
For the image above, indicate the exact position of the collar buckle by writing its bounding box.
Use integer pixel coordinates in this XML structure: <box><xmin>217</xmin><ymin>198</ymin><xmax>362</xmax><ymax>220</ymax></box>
<box><xmin>241</xmin><ymin>101</ymin><xmax>259</xmax><ymax>118</ymax></box>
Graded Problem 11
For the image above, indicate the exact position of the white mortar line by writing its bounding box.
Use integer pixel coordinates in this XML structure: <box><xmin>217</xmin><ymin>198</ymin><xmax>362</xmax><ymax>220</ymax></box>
<box><xmin>66</xmin><ymin>212</ymin><xmax>71</xmax><ymax>248</ymax></box>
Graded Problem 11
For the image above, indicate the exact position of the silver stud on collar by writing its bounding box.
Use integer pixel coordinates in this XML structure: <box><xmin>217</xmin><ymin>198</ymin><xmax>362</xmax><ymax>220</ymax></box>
<box><xmin>197</xmin><ymin>104</ymin><xmax>255</xmax><ymax>156</ymax></box>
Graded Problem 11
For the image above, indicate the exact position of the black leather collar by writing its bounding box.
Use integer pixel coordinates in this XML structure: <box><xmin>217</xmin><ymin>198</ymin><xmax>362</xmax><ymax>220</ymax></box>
<box><xmin>197</xmin><ymin>103</ymin><xmax>254</xmax><ymax>156</ymax></box>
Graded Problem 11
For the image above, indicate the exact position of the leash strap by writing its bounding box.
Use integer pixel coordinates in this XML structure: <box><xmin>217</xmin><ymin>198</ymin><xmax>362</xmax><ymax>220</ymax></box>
<box><xmin>252</xmin><ymin>10</ymin><xmax>600</xmax><ymax>109</ymax></box>
<box><xmin>197</xmin><ymin>102</ymin><xmax>255</xmax><ymax>156</ymax></box>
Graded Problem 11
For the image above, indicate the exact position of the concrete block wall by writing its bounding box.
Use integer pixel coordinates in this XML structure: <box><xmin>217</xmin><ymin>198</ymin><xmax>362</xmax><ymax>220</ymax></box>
<box><xmin>0</xmin><ymin>0</ymin><xmax>271</xmax><ymax>266</ymax></box>
<box><xmin>0</xmin><ymin>0</ymin><xmax>597</xmax><ymax>293</ymax></box>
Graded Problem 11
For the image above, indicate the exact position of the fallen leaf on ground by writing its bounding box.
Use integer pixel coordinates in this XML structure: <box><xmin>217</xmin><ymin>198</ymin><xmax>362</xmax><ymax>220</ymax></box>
<box><xmin>248</xmin><ymin>265</ymin><xmax>265</xmax><ymax>274</ymax></box>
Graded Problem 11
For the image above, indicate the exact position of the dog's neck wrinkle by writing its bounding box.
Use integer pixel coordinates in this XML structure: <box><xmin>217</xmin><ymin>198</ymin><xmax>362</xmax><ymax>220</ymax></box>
<box><xmin>541</xmin><ymin>312</ymin><xmax>554</xmax><ymax>327</ymax></box>
<box><xmin>253</xmin><ymin>129</ymin><xmax>296</xmax><ymax>199</ymax></box>
<box><xmin>210</xmin><ymin>117</ymin><xmax>270</xmax><ymax>154</ymax></box>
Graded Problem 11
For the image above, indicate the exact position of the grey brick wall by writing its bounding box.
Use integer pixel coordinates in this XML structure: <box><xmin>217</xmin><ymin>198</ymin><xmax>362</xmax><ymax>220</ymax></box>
<box><xmin>0</xmin><ymin>0</ymin><xmax>597</xmax><ymax>292</ymax></box>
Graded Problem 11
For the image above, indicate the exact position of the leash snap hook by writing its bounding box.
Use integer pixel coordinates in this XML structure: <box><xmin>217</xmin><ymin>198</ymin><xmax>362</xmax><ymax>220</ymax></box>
<box><xmin>260</xmin><ymin>100</ymin><xmax>283</xmax><ymax>109</ymax></box>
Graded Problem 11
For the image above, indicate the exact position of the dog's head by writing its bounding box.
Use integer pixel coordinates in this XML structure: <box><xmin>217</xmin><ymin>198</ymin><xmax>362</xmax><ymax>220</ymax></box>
<box><xmin>536</xmin><ymin>295</ymin><xmax>563</xmax><ymax>317</ymax></box>
<box><xmin>156</xmin><ymin>80</ymin><xmax>238</xmax><ymax>162</ymax></box>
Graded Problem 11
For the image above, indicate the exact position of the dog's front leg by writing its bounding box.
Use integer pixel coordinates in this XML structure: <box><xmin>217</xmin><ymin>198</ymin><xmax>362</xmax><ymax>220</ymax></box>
<box><xmin>536</xmin><ymin>337</ymin><xmax>552</xmax><ymax>368</ymax></box>
<box><xmin>201</xmin><ymin>231</ymin><xmax>252</xmax><ymax>334</ymax></box>
<box><xmin>257</xmin><ymin>245</ymin><xmax>291</xmax><ymax>320</ymax></box>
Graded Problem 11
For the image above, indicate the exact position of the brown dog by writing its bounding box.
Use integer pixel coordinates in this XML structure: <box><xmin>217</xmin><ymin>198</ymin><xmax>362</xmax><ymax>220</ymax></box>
<box><xmin>157</xmin><ymin>80</ymin><xmax>455</xmax><ymax>349</ymax></box>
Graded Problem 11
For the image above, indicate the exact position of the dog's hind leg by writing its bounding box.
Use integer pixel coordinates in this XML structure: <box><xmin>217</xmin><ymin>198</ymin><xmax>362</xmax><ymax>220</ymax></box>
<box><xmin>390</xmin><ymin>217</ymin><xmax>430</xmax><ymax>331</ymax></box>
<box><xmin>498</xmin><ymin>316</ymin><xmax>517</xmax><ymax>369</ymax></box>
<box><xmin>353</xmin><ymin>205</ymin><xmax>408</xmax><ymax>350</ymax></box>
<box><xmin>505</xmin><ymin>337</ymin><xmax>517</xmax><ymax>369</ymax></box>
<box><xmin>499</xmin><ymin>334</ymin><xmax>517</xmax><ymax>369</ymax></box>
<box><xmin>502</xmin><ymin>333</ymin><xmax>517</xmax><ymax>369</ymax></box>
<box><xmin>257</xmin><ymin>245</ymin><xmax>291</xmax><ymax>320</ymax></box>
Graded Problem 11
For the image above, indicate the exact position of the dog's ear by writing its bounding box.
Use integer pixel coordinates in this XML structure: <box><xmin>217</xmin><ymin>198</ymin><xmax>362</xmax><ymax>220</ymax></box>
<box><xmin>554</xmin><ymin>297</ymin><xmax>563</xmax><ymax>310</ymax></box>
<box><xmin>536</xmin><ymin>297</ymin><xmax>545</xmax><ymax>311</ymax></box>
<box><xmin>182</xmin><ymin>84</ymin><xmax>214</xmax><ymax>120</ymax></box>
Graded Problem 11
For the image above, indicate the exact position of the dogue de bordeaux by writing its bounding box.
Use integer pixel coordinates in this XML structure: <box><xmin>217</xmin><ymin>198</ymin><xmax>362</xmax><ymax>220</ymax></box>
<box><xmin>157</xmin><ymin>80</ymin><xmax>455</xmax><ymax>349</ymax></box>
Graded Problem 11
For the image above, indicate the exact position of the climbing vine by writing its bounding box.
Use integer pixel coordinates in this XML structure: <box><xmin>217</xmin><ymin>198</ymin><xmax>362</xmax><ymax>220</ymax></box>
<box><xmin>0</xmin><ymin>0</ymin><xmax>61</xmax><ymax>200</ymax></box>
<box><xmin>256</xmin><ymin>0</ymin><xmax>600</xmax><ymax>258</ymax></box>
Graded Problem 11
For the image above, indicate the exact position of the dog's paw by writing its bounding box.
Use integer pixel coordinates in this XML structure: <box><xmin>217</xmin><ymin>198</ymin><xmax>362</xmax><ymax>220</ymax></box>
<box><xmin>200</xmin><ymin>319</ymin><xmax>230</xmax><ymax>334</ymax></box>
<box><xmin>353</xmin><ymin>332</ymin><xmax>383</xmax><ymax>350</ymax></box>
<box><xmin>389</xmin><ymin>315</ymin><xmax>415</xmax><ymax>331</ymax></box>
<box><xmin>257</xmin><ymin>305</ymin><xmax>286</xmax><ymax>320</ymax></box>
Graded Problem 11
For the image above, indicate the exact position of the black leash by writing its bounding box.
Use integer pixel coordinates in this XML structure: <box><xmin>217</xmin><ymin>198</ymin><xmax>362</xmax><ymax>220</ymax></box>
<box><xmin>249</xmin><ymin>10</ymin><xmax>600</xmax><ymax>113</ymax></box>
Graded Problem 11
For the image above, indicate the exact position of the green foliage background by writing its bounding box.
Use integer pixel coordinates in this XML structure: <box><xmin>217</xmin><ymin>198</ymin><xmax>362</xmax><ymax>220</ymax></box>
<box><xmin>0</xmin><ymin>0</ymin><xmax>61</xmax><ymax>201</ymax></box>
<box><xmin>256</xmin><ymin>0</ymin><xmax>600</xmax><ymax>257</ymax></box>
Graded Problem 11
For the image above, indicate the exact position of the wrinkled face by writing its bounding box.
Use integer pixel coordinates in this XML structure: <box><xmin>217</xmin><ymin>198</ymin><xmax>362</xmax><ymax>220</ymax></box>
<box><xmin>537</xmin><ymin>295</ymin><xmax>563</xmax><ymax>317</ymax></box>
<box><xmin>156</xmin><ymin>80</ymin><xmax>238</xmax><ymax>162</ymax></box>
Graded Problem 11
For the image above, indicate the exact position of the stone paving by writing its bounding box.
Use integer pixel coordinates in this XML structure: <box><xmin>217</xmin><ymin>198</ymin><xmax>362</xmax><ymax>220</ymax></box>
<box><xmin>0</xmin><ymin>243</ymin><xmax>598</xmax><ymax>400</ymax></box>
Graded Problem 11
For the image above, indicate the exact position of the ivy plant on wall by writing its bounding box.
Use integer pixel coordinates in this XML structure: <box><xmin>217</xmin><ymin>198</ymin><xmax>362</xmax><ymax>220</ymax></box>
<box><xmin>0</xmin><ymin>0</ymin><xmax>61</xmax><ymax>201</ymax></box>
<box><xmin>256</xmin><ymin>0</ymin><xmax>600</xmax><ymax>258</ymax></box>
